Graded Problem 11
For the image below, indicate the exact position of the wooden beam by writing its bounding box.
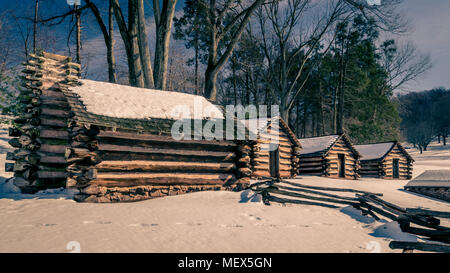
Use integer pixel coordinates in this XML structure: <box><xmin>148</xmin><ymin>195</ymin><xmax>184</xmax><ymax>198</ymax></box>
<box><xmin>98</xmin><ymin>144</ymin><xmax>236</xmax><ymax>162</ymax></box>
<box><xmin>96</xmin><ymin>161</ymin><xmax>236</xmax><ymax>173</ymax></box>
<box><xmin>91</xmin><ymin>172</ymin><xmax>236</xmax><ymax>187</ymax></box>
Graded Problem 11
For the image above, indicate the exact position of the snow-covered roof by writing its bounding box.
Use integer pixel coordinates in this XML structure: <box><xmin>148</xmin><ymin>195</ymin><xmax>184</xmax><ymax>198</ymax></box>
<box><xmin>355</xmin><ymin>142</ymin><xmax>395</xmax><ymax>161</ymax></box>
<box><xmin>405</xmin><ymin>170</ymin><xmax>450</xmax><ymax>188</ymax></box>
<box><xmin>298</xmin><ymin>135</ymin><xmax>340</xmax><ymax>156</ymax></box>
<box><xmin>241</xmin><ymin>117</ymin><xmax>272</xmax><ymax>135</ymax></box>
<box><xmin>68</xmin><ymin>79</ymin><xmax>224</xmax><ymax>120</ymax></box>
<box><xmin>239</xmin><ymin>117</ymin><xmax>301</xmax><ymax>146</ymax></box>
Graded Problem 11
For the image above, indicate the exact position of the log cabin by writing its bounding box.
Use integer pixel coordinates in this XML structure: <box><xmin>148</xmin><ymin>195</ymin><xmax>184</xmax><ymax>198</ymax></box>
<box><xmin>355</xmin><ymin>141</ymin><xmax>413</xmax><ymax>179</ymax></box>
<box><xmin>5</xmin><ymin>51</ymin><xmax>246</xmax><ymax>202</ymax></box>
<box><xmin>238</xmin><ymin>117</ymin><xmax>302</xmax><ymax>179</ymax></box>
<box><xmin>297</xmin><ymin>134</ymin><xmax>360</xmax><ymax>179</ymax></box>
<box><xmin>404</xmin><ymin>170</ymin><xmax>449</xmax><ymax>202</ymax></box>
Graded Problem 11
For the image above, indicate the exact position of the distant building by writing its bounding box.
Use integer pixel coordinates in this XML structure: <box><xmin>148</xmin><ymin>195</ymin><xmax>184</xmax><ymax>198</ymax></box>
<box><xmin>355</xmin><ymin>141</ymin><xmax>413</xmax><ymax>179</ymax></box>
<box><xmin>404</xmin><ymin>170</ymin><xmax>450</xmax><ymax>202</ymax></box>
<box><xmin>240</xmin><ymin>117</ymin><xmax>302</xmax><ymax>180</ymax></box>
<box><xmin>297</xmin><ymin>134</ymin><xmax>360</xmax><ymax>179</ymax></box>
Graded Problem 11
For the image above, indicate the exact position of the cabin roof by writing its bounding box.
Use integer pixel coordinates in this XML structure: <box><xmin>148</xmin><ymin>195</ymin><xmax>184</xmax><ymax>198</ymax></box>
<box><xmin>297</xmin><ymin>134</ymin><xmax>359</xmax><ymax>158</ymax></box>
<box><xmin>405</xmin><ymin>170</ymin><xmax>450</xmax><ymax>188</ymax></box>
<box><xmin>298</xmin><ymin>135</ymin><xmax>339</xmax><ymax>156</ymax></box>
<box><xmin>355</xmin><ymin>142</ymin><xmax>396</xmax><ymax>161</ymax></box>
<box><xmin>241</xmin><ymin>117</ymin><xmax>301</xmax><ymax>147</ymax></box>
<box><xmin>68</xmin><ymin>79</ymin><xmax>224</xmax><ymax>120</ymax></box>
<box><xmin>355</xmin><ymin>141</ymin><xmax>413</xmax><ymax>162</ymax></box>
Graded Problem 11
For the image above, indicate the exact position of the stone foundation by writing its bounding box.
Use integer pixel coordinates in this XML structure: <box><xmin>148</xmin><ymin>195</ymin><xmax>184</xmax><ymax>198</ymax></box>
<box><xmin>406</xmin><ymin>187</ymin><xmax>450</xmax><ymax>203</ymax></box>
<box><xmin>73</xmin><ymin>178</ymin><xmax>250</xmax><ymax>203</ymax></box>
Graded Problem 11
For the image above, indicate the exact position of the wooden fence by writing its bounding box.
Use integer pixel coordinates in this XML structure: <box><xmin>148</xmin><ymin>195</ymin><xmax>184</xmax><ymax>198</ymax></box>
<box><xmin>249</xmin><ymin>178</ymin><xmax>450</xmax><ymax>253</ymax></box>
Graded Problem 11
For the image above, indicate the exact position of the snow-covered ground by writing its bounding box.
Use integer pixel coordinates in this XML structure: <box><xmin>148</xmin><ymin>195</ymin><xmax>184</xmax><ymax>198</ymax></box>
<box><xmin>0</xmin><ymin>127</ymin><xmax>448</xmax><ymax>253</ymax></box>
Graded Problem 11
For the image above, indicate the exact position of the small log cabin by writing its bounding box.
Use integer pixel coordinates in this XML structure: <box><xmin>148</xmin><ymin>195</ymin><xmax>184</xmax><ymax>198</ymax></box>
<box><xmin>404</xmin><ymin>170</ymin><xmax>449</xmax><ymax>202</ymax></box>
<box><xmin>297</xmin><ymin>134</ymin><xmax>360</xmax><ymax>179</ymax></box>
<box><xmin>239</xmin><ymin>117</ymin><xmax>302</xmax><ymax>179</ymax></box>
<box><xmin>355</xmin><ymin>141</ymin><xmax>413</xmax><ymax>179</ymax></box>
<box><xmin>5</xmin><ymin>51</ymin><xmax>246</xmax><ymax>202</ymax></box>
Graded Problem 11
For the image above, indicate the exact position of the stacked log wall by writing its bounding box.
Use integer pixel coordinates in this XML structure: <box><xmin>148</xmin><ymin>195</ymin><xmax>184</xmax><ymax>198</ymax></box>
<box><xmin>359</xmin><ymin>161</ymin><xmax>384</xmax><ymax>178</ymax></box>
<box><xmin>5</xmin><ymin>52</ymin><xmax>79</xmax><ymax>192</ymax></box>
<box><xmin>298</xmin><ymin>137</ymin><xmax>359</xmax><ymax>180</ymax></box>
<box><xmin>250</xmin><ymin>124</ymin><xmax>299</xmax><ymax>179</ymax></box>
<box><xmin>324</xmin><ymin>137</ymin><xmax>359</xmax><ymax>180</ymax></box>
<box><xmin>67</xmin><ymin>129</ymin><xmax>240</xmax><ymax>202</ymax></box>
<box><xmin>297</xmin><ymin>155</ymin><xmax>326</xmax><ymax>175</ymax></box>
<box><xmin>381</xmin><ymin>145</ymin><xmax>413</xmax><ymax>180</ymax></box>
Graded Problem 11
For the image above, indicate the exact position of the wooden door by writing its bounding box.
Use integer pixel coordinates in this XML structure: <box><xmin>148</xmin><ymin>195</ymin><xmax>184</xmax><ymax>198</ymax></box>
<box><xmin>393</xmin><ymin>159</ymin><xmax>399</xmax><ymax>179</ymax></box>
<box><xmin>338</xmin><ymin>154</ymin><xmax>345</xmax><ymax>178</ymax></box>
<box><xmin>269</xmin><ymin>145</ymin><xmax>280</xmax><ymax>178</ymax></box>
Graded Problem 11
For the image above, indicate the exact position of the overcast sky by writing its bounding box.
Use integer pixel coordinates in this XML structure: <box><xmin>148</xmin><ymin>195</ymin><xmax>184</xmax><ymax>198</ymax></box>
<box><xmin>398</xmin><ymin>0</ymin><xmax>450</xmax><ymax>91</ymax></box>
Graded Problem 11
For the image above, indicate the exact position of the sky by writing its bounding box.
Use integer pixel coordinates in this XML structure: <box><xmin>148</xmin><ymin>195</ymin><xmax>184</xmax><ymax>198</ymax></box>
<box><xmin>397</xmin><ymin>0</ymin><xmax>450</xmax><ymax>91</ymax></box>
<box><xmin>0</xmin><ymin>0</ymin><xmax>449</xmax><ymax>91</ymax></box>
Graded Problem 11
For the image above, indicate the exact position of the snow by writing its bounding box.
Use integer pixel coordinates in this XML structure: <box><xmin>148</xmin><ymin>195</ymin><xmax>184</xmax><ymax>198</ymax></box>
<box><xmin>355</xmin><ymin>142</ymin><xmax>395</xmax><ymax>161</ymax></box>
<box><xmin>0</xmin><ymin>125</ymin><xmax>449</xmax><ymax>253</ymax></box>
<box><xmin>68</xmin><ymin>79</ymin><xmax>224</xmax><ymax>120</ymax></box>
<box><xmin>298</xmin><ymin>135</ymin><xmax>339</xmax><ymax>156</ymax></box>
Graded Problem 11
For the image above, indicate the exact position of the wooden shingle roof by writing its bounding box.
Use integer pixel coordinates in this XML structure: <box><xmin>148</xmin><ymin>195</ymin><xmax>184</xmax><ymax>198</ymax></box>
<box><xmin>298</xmin><ymin>134</ymin><xmax>359</xmax><ymax>158</ymax></box>
<box><xmin>355</xmin><ymin>141</ymin><xmax>414</xmax><ymax>162</ymax></box>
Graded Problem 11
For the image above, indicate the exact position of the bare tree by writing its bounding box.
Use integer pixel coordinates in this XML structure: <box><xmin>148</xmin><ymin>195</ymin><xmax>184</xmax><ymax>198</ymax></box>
<box><xmin>111</xmin><ymin>0</ymin><xmax>144</xmax><ymax>87</ymax></box>
<box><xmin>381</xmin><ymin>40</ymin><xmax>432</xmax><ymax>92</ymax></box>
<box><xmin>75</xmin><ymin>3</ymin><xmax>81</xmax><ymax>64</ymax></box>
<box><xmin>85</xmin><ymin>0</ymin><xmax>117</xmax><ymax>83</ymax></box>
<box><xmin>137</xmin><ymin>0</ymin><xmax>154</xmax><ymax>88</ymax></box>
<box><xmin>258</xmin><ymin>0</ymin><xmax>346</xmax><ymax>121</ymax></box>
<box><xmin>153</xmin><ymin>0</ymin><xmax>178</xmax><ymax>90</ymax></box>
<box><xmin>33</xmin><ymin>0</ymin><xmax>39</xmax><ymax>53</ymax></box>
<box><xmin>203</xmin><ymin>0</ymin><xmax>266</xmax><ymax>101</ymax></box>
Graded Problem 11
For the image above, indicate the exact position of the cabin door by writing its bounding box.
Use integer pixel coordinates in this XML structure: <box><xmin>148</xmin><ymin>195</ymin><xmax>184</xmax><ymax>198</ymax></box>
<box><xmin>393</xmin><ymin>159</ymin><xmax>399</xmax><ymax>179</ymax></box>
<box><xmin>338</xmin><ymin>154</ymin><xmax>346</xmax><ymax>178</ymax></box>
<box><xmin>269</xmin><ymin>145</ymin><xmax>280</xmax><ymax>178</ymax></box>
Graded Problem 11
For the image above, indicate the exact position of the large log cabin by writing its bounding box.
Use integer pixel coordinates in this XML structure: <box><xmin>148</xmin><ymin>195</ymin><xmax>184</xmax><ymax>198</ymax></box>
<box><xmin>239</xmin><ymin>117</ymin><xmax>302</xmax><ymax>179</ymax></box>
<box><xmin>297</xmin><ymin>134</ymin><xmax>360</xmax><ymax>179</ymax></box>
<box><xmin>5</xmin><ymin>52</ymin><xmax>247</xmax><ymax>202</ymax></box>
<box><xmin>355</xmin><ymin>141</ymin><xmax>413</xmax><ymax>179</ymax></box>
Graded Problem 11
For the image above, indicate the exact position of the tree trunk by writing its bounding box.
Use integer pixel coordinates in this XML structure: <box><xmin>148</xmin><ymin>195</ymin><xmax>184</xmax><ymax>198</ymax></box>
<box><xmin>204</xmin><ymin>66</ymin><xmax>218</xmax><ymax>101</ymax></box>
<box><xmin>75</xmin><ymin>4</ymin><xmax>81</xmax><ymax>64</ymax></box>
<box><xmin>107</xmin><ymin>0</ymin><xmax>116</xmax><ymax>83</ymax></box>
<box><xmin>33</xmin><ymin>0</ymin><xmax>39</xmax><ymax>53</ymax></box>
<box><xmin>194</xmin><ymin>33</ymin><xmax>199</xmax><ymax>95</ymax></box>
<box><xmin>128</xmin><ymin>0</ymin><xmax>144</xmax><ymax>87</ymax></box>
<box><xmin>137</xmin><ymin>0</ymin><xmax>154</xmax><ymax>88</ymax></box>
<box><xmin>332</xmin><ymin>87</ymin><xmax>337</xmax><ymax>133</ymax></box>
<box><xmin>153</xmin><ymin>0</ymin><xmax>177</xmax><ymax>90</ymax></box>
<box><xmin>111</xmin><ymin>0</ymin><xmax>143</xmax><ymax>87</ymax></box>
<box><xmin>87</xmin><ymin>0</ymin><xmax>117</xmax><ymax>83</ymax></box>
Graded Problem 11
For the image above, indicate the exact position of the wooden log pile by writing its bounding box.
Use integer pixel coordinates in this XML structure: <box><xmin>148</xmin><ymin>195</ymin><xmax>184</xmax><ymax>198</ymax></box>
<box><xmin>66</xmin><ymin>123</ymin><xmax>101</xmax><ymax>199</ymax></box>
<box><xmin>5</xmin><ymin>52</ymin><xmax>80</xmax><ymax>192</ymax></box>
<box><xmin>236</xmin><ymin>140</ymin><xmax>254</xmax><ymax>188</ymax></box>
<box><xmin>250</xmin><ymin>178</ymin><xmax>450</xmax><ymax>253</ymax></box>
